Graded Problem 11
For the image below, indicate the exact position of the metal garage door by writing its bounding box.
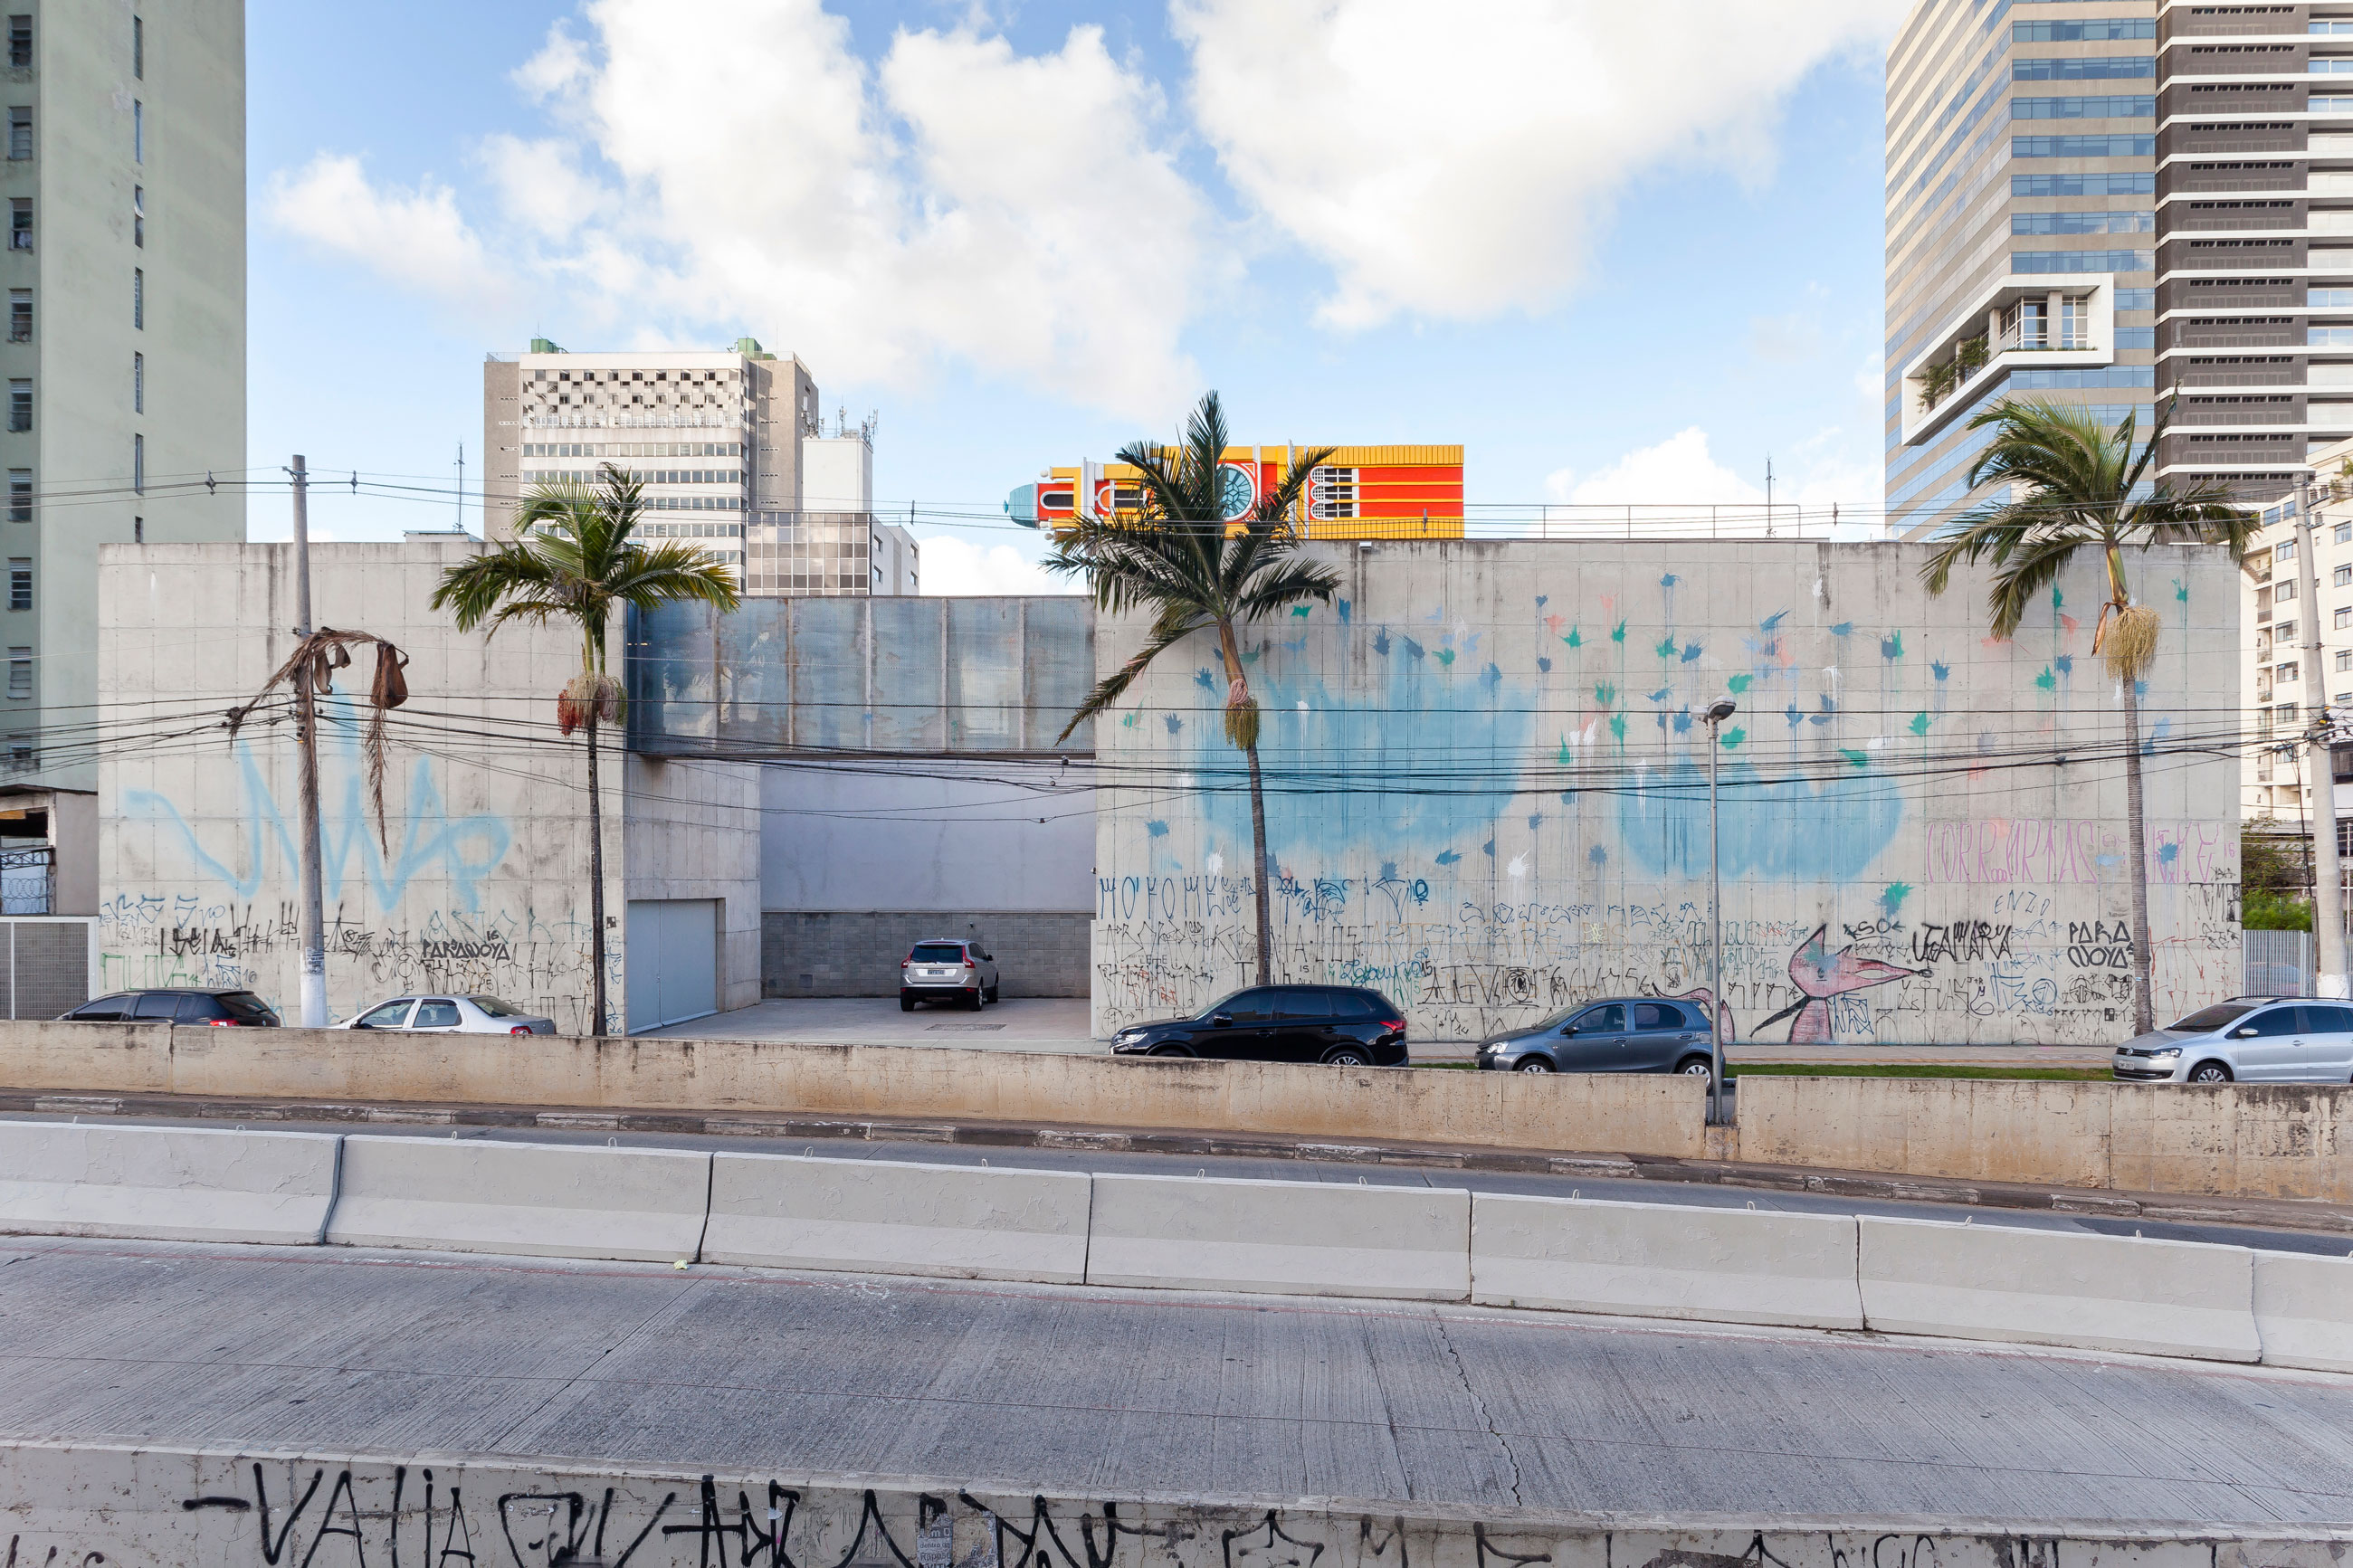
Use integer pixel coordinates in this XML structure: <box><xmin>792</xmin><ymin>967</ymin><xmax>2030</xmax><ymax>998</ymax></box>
<box><xmin>625</xmin><ymin>898</ymin><xmax>718</xmax><ymax>1033</ymax></box>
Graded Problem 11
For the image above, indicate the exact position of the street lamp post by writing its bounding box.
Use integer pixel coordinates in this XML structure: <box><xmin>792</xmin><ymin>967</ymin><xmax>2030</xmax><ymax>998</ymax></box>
<box><xmin>1702</xmin><ymin>698</ymin><xmax>1739</xmax><ymax>1126</ymax></box>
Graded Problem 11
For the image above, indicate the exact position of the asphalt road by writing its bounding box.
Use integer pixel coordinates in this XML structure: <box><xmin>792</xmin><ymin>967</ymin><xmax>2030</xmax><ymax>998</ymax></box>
<box><xmin>5</xmin><ymin>1109</ymin><xmax>2348</xmax><ymax>1256</ymax></box>
<box><xmin>1</xmin><ymin>1233</ymin><xmax>2348</xmax><ymax>1525</ymax></box>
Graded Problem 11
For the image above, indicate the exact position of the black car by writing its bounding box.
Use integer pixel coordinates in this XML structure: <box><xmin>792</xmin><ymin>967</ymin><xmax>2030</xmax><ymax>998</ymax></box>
<box><xmin>61</xmin><ymin>988</ymin><xmax>281</xmax><ymax>1026</ymax></box>
<box><xmin>1110</xmin><ymin>984</ymin><xmax>1409</xmax><ymax>1066</ymax></box>
<box><xmin>1475</xmin><ymin>997</ymin><xmax>1714</xmax><ymax>1074</ymax></box>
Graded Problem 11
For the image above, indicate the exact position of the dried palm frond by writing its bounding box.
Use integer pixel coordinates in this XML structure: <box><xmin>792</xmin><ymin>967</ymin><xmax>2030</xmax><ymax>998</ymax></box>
<box><xmin>224</xmin><ymin>627</ymin><xmax>411</xmax><ymax>854</ymax></box>
<box><xmin>2101</xmin><ymin>602</ymin><xmax>2162</xmax><ymax>682</ymax></box>
<box><xmin>1224</xmin><ymin>678</ymin><xmax>1260</xmax><ymax>751</ymax></box>
<box><xmin>557</xmin><ymin>670</ymin><xmax>624</xmax><ymax>737</ymax></box>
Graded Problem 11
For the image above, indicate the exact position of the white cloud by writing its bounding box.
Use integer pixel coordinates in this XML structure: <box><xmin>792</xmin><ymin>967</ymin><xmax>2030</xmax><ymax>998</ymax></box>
<box><xmin>1545</xmin><ymin>426</ymin><xmax>1876</xmax><ymax>532</ymax></box>
<box><xmin>919</xmin><ymin>535</ymin><xmax>1083</xmax><ymax>596</ymax></box>
<box><xmin>1172</xmin><ymin>0</ymin><xmax>1904</xmax><ymax>329</ymax></box>
<box><xmin>266</xmin><ymin>154</ymin><xmax>513</xmax><ymax>306</ymax></box>
<box><xmin>270</xmin><ymin>2</ymin><xmax>1212</xmax><ymax>418</ymax></box>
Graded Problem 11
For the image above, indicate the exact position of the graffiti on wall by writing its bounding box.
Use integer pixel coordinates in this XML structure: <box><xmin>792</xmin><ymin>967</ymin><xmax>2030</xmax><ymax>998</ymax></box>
<box><xmin>1092</xmin><ymin>549</ymin><xmax>2242</xmax><ymax>1044</ymax></box>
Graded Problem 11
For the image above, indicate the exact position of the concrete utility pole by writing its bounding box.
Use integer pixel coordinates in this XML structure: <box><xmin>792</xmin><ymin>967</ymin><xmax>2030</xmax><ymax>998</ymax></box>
<box><xmin>2294</xmin><ymin>475</ymin><xmax>2348</xmax><ymax>998</ymax></box>
<box><xmin>291</xmin><ymin>456</ymin><xmax>328</xmax><ymax>1028</ymax></box>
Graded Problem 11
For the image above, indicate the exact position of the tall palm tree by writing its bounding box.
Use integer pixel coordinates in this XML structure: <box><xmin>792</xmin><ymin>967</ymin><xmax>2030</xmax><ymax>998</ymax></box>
<box><xmin>1047</xmin><ymin>393</ymin><xmax>1341</xmax><ymax>985</ymax></box>
<box><xmin>430</xmin><ymin>464</ymin><xmax>740</xmax><ymax>1035</ymax></box>
<box><xmin>1922</xmin><ymin>396</ymin><xmax>2256</xmax><ymax>1035</ymax></box>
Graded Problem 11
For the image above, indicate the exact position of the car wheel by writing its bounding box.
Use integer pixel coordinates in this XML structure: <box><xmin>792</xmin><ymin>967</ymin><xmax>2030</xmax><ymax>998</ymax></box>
<box><xmin>900</xmin><ymin>994</ymin><xmax>914</xmax><ymax>1012</ymax></box>
<box><xmin>1325</xmin><ymin>1047</ymin><xmax>1370</xmax><ymax>1067</ymax></box>
<box><xmin>1675</xmin><ymin>1055</ymin><xmax>1714</xmax><ymax>1076</ymax></box>
<box><xmin>1148</xmin><ymin>1044</ymin><xmax>1189</xmax><ymax>1059</ymax></box>
<box><xmin>1514</xmin><ymin>1056</ymin><xmax>1554</xmax><ymax>1073</ymax></box>
<box><xmin>986</xmin><ymin>983</ymin><xmax>1000</xmax><ymax>1003</ymax></box>
<box><xmin>2188</xmin><ymin>1061</ymin><xmax>2234</xmax><ymax>1084</ymax></box>
<box><xmin>967</xmin><ymin>990</ymin><xmax>984</xmax><ymax>1011</ymax></box>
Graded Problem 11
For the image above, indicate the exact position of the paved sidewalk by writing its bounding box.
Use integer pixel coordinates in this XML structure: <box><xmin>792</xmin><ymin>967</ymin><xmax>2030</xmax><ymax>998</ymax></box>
<box><xmin>643</xmin><ymin>997</ymin><xmax>2116</xmax><ymax>1067</ymax></box>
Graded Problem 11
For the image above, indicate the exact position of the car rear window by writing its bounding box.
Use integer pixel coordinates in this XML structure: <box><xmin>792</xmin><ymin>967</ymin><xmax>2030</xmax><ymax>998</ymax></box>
<box><xmin>1322</xmin><ymin>991</ymin><xmax>1379</xmax><ymax>1020</ymax></box>
<box><xmin>2169</xmin><ymin>1003</ymin><xmax>2258</xmax><ymax>1031</ymax></box>
<box><xmin>176</xmin><ymin>993</ymin><xmax>225</xmax><ymax>1023</ymax></box>
<box><xmin>2310</xmin><ymin>1005</ymin><xmax>2353</xmax><ymax>1033</ymax></box>
<box><xmin>216</xmin><ymin>992</ymin><xmax>276</xmax><ymax>1022</ymax></box>
<box><xmin>910</xmin><ymin>944</ymin><xmax>965</xmax><ymax>963</ymax></box>
<box><xmin>131</xmin><ymin>993</ymin><xmax>181</xmax><ymax>1020</ymax></box>
<box><xmin>469</xmin><ymin>995</ymin><xmax>529</xmax><ymax>1017</ymax></box>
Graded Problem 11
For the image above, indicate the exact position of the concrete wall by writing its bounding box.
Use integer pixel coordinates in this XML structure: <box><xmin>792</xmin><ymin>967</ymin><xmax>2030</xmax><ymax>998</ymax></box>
<box><xmin>759</xmin><ymin>764</ymin><xmax>1093</xmax><ymax>912</ymax></box>
<box><xmin>96</xmin><ymin>542</ymin><xmax>757</xmax><ymax>1032</ymax></box>
<box><xmin>762</xmin><ymin>909</ymin><xmax>1090</xmax><ymax>996</ymax></box>
<box><xmin>624</xmin><ymin>754</ymin><xmax>761</xmax><ymax>1014</ymax></box>
<box><xmin>1091</xmin><ymin>540</ymin><xmax>2241</xmax><ymax>1043</ymax></box>
<box><xmin>15</xmin><ymin>1444</ymin><xmax>2340</xmax><ymax>1568</ymax></box>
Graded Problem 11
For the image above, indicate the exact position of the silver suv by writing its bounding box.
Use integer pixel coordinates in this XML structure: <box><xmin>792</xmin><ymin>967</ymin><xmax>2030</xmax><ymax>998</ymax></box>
<box><xmin>2113</xmin><ymin>996</ymin><xmax>2353</xmax><ymax>1083</ymax></box>
<box><xmin>900</xmin><ymin>937</ymin><xmax>1000</xmax><ymax>1011</ymax></box>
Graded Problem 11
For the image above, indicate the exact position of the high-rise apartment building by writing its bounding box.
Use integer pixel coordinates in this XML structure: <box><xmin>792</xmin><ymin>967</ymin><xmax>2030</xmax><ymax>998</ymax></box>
<box><xmin>2</xmin><ymin>3</ymin><xmax>244</xmax><ymax>913</ymax></box>
<box><xmin>482</xmin><ymin>339</ymin><xmax>915</xmax><ymax>596</ymax></box>
<box><xmin>1888</xmin><ymin>0</ymin><xmax>2353</xmax><ymax>538</ymax></box>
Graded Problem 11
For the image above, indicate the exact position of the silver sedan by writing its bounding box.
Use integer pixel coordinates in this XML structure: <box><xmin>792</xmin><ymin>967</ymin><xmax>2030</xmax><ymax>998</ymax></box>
<box><xmin>338</xmin><ymin>994</ymin><xmax>558</xmax><ymax>1035</ymax></box>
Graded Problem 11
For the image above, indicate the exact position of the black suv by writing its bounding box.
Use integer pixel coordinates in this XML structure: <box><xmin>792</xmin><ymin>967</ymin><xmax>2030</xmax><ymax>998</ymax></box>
<box><xmin>62</xmin><ymin>988</ymin><xmax>281</xmax><ymax>1026</ymax></box>
<box><xmin>1110</xmin><ymin>984</ymin><xmax>1408</xmax><ymax>1066</ymax></box>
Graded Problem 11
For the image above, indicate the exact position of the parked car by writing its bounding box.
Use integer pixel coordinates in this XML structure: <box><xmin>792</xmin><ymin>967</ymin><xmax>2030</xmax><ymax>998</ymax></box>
<box><xmin>900</xmin><ymin>938</ymin><xmax>1000</xmax><ymax>1010</ymax></box>
<box><xmin>59</xmin><ymin>988</ymin><xmax>281</xmax><ymax>1026</ymax></box>
<box><xmin>1110</xmin><ymin>984</ymin><xmax>1409</xmax><ymax>1066</ymax></box>
<box><xmin>1476</xmin><ymin>997</ymin><xmax>1717</xmax><ymax>1075</ymax></box>
<box><xmin>2113</xmin><ymin>997</ymin><xmax>2353</xmax><ymax>1083</ymax></box>
<box><xmin>338</xmin><ymin>994</ymin><xmax>558</xmax><ymax>1035</ymax></box>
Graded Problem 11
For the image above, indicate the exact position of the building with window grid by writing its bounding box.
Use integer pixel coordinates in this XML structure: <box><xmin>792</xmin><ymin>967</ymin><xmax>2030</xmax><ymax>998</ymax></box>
<box><xmin>1887</xmin><ymin>1</ymin><xmax>2353</xmax><ymax>541</ymax></box>
<box><xmin>481</xmin><ymin>339</ymin><xmax>915</xmax><ymax>596</ymax></box>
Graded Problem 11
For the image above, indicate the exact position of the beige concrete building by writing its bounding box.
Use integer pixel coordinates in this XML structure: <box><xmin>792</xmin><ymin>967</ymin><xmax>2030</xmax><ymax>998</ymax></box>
<box><xmin>2242</xmin><ymin>435</ymin><xmax>2353</xmax><ymax>823</ymax></box>
<box><xmin>481</xmin><ymin>341</ymin><xmax>915</xmax><ymax>596</ymax></box>
<box><xmin>0</xmin><ymin>2</ymin><xmax>244</xmax><ymax>912</ymax></box>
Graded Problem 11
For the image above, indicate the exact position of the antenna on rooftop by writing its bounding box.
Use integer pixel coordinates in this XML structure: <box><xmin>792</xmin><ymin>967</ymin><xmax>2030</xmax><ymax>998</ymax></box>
<box><xmin>1765</xmin><ymin>454</ymin><xmax>1775</xmax><ymax>538</ymax></box>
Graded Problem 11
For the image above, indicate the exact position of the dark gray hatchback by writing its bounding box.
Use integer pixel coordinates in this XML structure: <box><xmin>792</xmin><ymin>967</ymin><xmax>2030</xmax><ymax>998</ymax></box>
<box><xmin>1476</xmin><ymin>997</ymin><xmax>1716</xmax><ymax>1075</ymax></box>
<box><xmin>62</xmin><ymin>988</ymin><xmax>281</xmax><ymax>1026</ymax></box>
<box><xmin>1110</xmin><ymin>984</ymin><xmax>1409</xmax><ymax>1066</ymax></box>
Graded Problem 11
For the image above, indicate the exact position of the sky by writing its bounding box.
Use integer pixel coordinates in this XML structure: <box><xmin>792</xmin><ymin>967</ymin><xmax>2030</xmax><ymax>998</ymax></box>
<box><xmin>248</xmin><ymin>0</ymin><xmax>1909</xmax><ymax>593</ymax></box>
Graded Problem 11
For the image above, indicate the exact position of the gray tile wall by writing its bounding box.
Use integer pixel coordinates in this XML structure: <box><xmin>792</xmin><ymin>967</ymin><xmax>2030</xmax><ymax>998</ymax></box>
<box><xmin>763</xmin><ymin>910</ymin><xmax>1091</xmax><ymax>997</ymax></box>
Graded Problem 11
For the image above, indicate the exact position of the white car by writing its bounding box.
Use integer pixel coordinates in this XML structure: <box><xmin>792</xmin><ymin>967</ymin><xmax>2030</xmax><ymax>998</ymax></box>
<box><xmin>339</xmin><ymin>994</ymin><xmax>558</xmax><ymax>1035</ymax></box>
<box><xmin>2112</xmin><ymin>997</ymin><xmax>2353</xmax><ymax>1083</ymax></box>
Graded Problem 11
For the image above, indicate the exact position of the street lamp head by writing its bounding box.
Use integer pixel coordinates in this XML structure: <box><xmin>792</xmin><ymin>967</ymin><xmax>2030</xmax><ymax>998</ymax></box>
<box><xmin>1704</xmin><ymin>698</ymin><xmax>1739</xmax><ymax>724</ymax></box>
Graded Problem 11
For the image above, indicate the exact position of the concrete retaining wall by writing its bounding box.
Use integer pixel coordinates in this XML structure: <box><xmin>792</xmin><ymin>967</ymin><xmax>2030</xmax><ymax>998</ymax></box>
<box><xmin>1737</xmin><ymin>1077</ymin><xmax>2353</xmax><ymax>1202</ymax></box>
<box><xmin>1471</xmin><ymin>1193</ymin><xmax>1862</xmax><ymax>1329</ymax></box>
<box><xmin>0</xmin><ymin>1022</ymin><xmax>1710</xmax><ymax>1157</ymax></box>
<box><xmin>1085</xmin><ymin>1174</ymin><xmax>1471</xmax><ymax>1299</ymax></box>
<box><xmin>763</xmin><ymin>910</ymin><xmax>1092</xmax><ymax>997</ymax></box>
<box><xmin>12</xmin><ymin>1442</ymin><xmax>2349</xmax><ymax>1568</ymax></box>
<box><xmin>702</xmin><ymin>1152</ymin><xmax>1091</xmax><ymax>1281</ymax></box>
<box><xmin>0</xmin><ymin>1120</ymin><xmax>336</xmax><ymax>1244</ymax></box>
<box><xmin>325</xmin><ymin>1136</ymin><xmax>710</xmax><ymax>1263</ymax></box>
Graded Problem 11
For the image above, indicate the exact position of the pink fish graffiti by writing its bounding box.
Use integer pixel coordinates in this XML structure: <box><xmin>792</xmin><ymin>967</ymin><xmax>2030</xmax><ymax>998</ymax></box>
<box><xmin>1670</xmin><ymin>925</ymin><xmax>1922</xmax><ymax>1046</ymax></box>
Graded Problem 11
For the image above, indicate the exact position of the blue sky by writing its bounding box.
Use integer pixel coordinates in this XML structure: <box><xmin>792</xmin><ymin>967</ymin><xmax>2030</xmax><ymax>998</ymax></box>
<box><xmin>249</xmin><ymin>0</ymin><xmax>1904</xmax><ymax>589</ymax></box>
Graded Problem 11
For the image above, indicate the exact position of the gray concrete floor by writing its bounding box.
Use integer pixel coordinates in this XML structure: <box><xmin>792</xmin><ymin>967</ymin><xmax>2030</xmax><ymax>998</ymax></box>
<box><xmin>1</xmin><ymin>1234</ymin><xmax>2348</xmax><ymax>1524</ymax></box>
<box><xmin>641</xmin><ymin>998</ymin><xmax>2117</xmax><ymax>1069</ymax></box>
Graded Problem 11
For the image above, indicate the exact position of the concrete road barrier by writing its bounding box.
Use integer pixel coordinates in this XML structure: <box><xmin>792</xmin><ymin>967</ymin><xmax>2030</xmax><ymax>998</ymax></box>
<box><xmin>1471</xmin><ymin>1193</ymin><xmax>1863</xmax><ymax>1329</ymax></box>
<box><xmin>701</xmin><ymin>1153</ymin><xmax>1091</xmax><ymax>1282</ymax></box>
<box><xmin>1085</xmin><ymin>1173</ymin><xmax>1468</xmax><ymax>1299</ymax></box>
<box><xmin>326</xmin><ymin>1136</ymin><xmax>710</xmax><ymax>1262</ymax></box>
<box><xmin>1857</xmin><ymin>1216</ymin><xmax>2261</xmax><ymax>1362</ymax></box>
<box><xmin>0</xmin><ymin>1121</ymin><xmax>338</xmax><ymax>1245</ymax></box>
<box><xmin>2253</xmin><ymin>1249</ymin><xmax>2353</xmax><ymax>1373</ymax></box>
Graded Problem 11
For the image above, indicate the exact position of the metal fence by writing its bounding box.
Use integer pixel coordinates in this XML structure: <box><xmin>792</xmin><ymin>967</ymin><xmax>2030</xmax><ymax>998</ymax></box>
<box><xmin>0</xmin><ymin>844</ymin><xmax>52</xmax><ymax>915</ymax></box>
<box><xmin>2243</xmin><ymin>928</ymin><xmax>2314</xmax><ymax>996</ymax></box>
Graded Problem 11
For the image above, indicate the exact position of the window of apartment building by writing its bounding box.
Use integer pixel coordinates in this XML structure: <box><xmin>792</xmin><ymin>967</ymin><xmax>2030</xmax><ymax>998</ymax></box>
<box><xmin>131</xmin><ymin>15</ymin><xmax>141</xmax><ymax>80</ymax></box>
<box><xmin>2281</xmin><ymin>619</ymin><xmax>2301</xmax><ymax>641</ymax></box>
<box><xmin>2339</xmin><ymin>522</ymin><xmax>2351</xmax><ymax>546</ymax></box>
<box><xmin>131</xmin><ymin>352</ymin><xmax>141</xmax><ymax>414</ymax></box>
<box><xmin>5</xmin><ymin>379</ymin><xmax>25</xmax><ymax>432</ymax></box>
<box><xmin>132</xmin><ymin>100</ymin><xmax>140</xmax><ymax>164</ymax></box>
<box><xmin>132</xmin><ymin>268</ymin><xmax>141</xmax><ymax>329</ymax></box>
<box><xmin>6</xmin><ymin>17</ymin><xmax>27</xmax><ymax>70</ymax></box>
<box><xmin>2278</xmin><ymin>537</ymin><xmax>2298</xmax><ymax>562</ymax></box>
<box><xmin>2337</xmin><ymin>565</ymin><xmax>2351</xmax><ymax>588</ymax></box>
<box><xmin>8</xmin><ymin>199</ymin><xmax>27</xmax><ymax>251</ymax></box>
<box><xmin>2281</xmin><ymin>662</ymin><xmax>2302</xmax><ymax>683</ymax></box>
<box><xmin>131</xmin><ymin>186</ymin><xmax>141</xmax><ymax>248</ymax></box>
<box><xmin>6</xmin><ymin>290</ymin><xmax>25</xmax><ymax>343</ymax></box>
<box><xmin>2339</xmin><ymin>650</ymin><xmax>2353</xmax><ymax>672</ymax></box>
<box><xmin>2339</xmin><ymin>606</ymin><xmax>2352</xmax><ymax>629</ymax></box>
<box><xmin>6</xmin><ymin>107</ymin><xmax>26</xmax><ymax>161</ymax></box>
<box><xmin>2278</xmin><ymin>575</ymin><xmax>2298</xmax><ymax>601</ymax></box>
<box><xmin>130</xmin><ymin>433</ymin><xmax>142</xmax><ymax>494</ymax></box>
<box><xmin>5</xmin><ymin>471</ymin><xmax>24</xmax><ymax>524</ymax></box>
<box><xmin>9</xmin><ymin>560</ymin><xmax>28</xmax><ymax>613</ymax></box>
<box><xmin>7</xmin><ymin>649</ymin><xmax>30</xmax><ymax>698</ymax></box>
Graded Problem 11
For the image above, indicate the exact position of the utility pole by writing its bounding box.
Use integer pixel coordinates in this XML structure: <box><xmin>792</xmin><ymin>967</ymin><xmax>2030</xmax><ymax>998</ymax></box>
<box><xmin>290</xmin><ymin>456</ymin><xmax>328</xmax><ymax>1028</ymax></box>
<box><xmin>2295</xmin><ymin>474</ymin><xmax>2348</xmax><ymax>998</ymax></box>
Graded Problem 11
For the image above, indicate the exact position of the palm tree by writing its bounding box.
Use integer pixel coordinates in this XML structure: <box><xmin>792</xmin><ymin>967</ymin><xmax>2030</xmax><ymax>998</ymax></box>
<box><xmin>1921</xmin><ymin>396</ymin><xmax>2256</xmax><ymax>1035</ymax></box>
<box><xmin>430</xmin><ymin>464</ymin><xmax>740</xmax><ymax>1035</ymax></box>
<box><xmin>1047</xmin><ymin>393</ymin><xmax>1341</xmax><ymax>985</ymax></box>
